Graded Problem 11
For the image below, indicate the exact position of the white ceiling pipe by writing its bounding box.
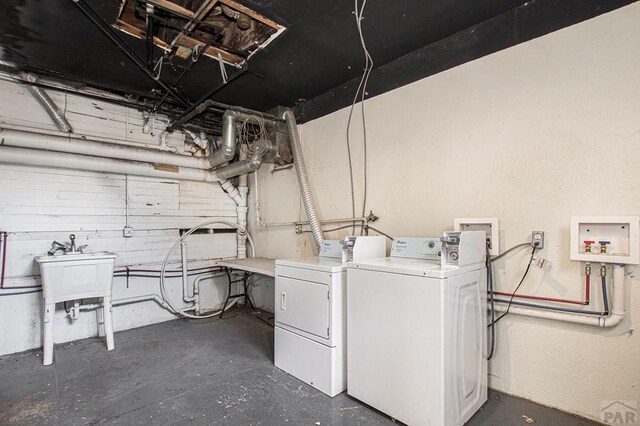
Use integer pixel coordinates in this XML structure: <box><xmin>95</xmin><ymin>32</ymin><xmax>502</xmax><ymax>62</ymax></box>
<box><xmin>1</xmin><ymin>128</ymin><xmax>209</xmax><ymax>169</ymax></box>
<box><xmin>0</xmin><ymin>145</ymin><xmax>224</xmax><ymax>182</ymax></box>
<box><xmin>1</xmin><ymin>122</ymin><xmax>182</xmax><ymax>152</ymax></box>
<box><xmin>493</xmin><ymin>264</ymin><xmax>626</xmax><ymax>327</ymax></box>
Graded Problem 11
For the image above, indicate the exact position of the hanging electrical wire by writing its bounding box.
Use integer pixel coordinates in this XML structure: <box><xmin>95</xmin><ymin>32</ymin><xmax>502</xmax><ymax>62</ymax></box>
<box><xmin>490</xmin><ymin>246</ymin><xmax>537</xmax><ymax>326</ymax></box>
<box><xmin>355</xmin><ymin>0</ymin><xmax>372</xmax><ymax>230</ymax></box>
<box><xmin>364</xmin><ymin>225</ymin><xmax>393</xmax><ymax>241</ymax></box>
<box><xmin>238</xmin><ymin>115</ymin><xmax>269</xmax><ymax>158</ymax></box>
<box><xmin>153</xmin><ymin>55</ymin><xmax>165</xmax><ymax>80</ymax></box>
<box><xmin>486</xmin><ymin>242</ymin><xmax>496</xmax><ymax>360</ymax></box>
<box><xmin>346</xmin><ymin>0</ymin><xmax>373</xmax><ymax>235</ymax></box>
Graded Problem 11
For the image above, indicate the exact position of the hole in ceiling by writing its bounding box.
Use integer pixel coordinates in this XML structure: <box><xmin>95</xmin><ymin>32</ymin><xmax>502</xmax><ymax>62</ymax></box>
<box><xmin>115</xmin><ymin>0</ymin><xmax>285</xmax><ymax>66</ymax></box>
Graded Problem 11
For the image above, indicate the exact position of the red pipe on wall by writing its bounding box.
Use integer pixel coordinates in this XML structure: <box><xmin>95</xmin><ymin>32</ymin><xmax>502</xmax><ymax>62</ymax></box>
<box><xmin>494</xmin><ymin>274</ymin><xmax>591</xmax><ymax>306</ymax></box>
<box><xmin>0</xmin><ymin>231</ymin><xmax>41</xmax><ymax>290</ymax></box>
<box><xmin>585</xmin><ymin>273</ymin><xmax>590</xmax><ymax>304</ymax></box>
<box><xmin>0</xmin><ymin>232</ymin><xmax>7</xmax><ymax>289</ymax></box>
<box><xmin>0</xmin><ymin>236</ymin><xmax>221</xmax><ymax>290</ymax></box>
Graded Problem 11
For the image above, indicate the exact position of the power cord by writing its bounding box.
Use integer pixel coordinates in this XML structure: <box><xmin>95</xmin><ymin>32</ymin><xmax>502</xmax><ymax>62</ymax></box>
<box><xmin>486</xmin><ymin>241</ymin><xmax>496</xmax><ymax>360</ymax></box>
<box><xmin>364</xmin><ymin>225</ymin><xmax>393</xmax><ymax>241</ymax></box>
<box><xmin>345</xmin><ymin>0</ymin><xmax>372</xmax><ymax>235</ymax></box>
<box><xmin>303</xmin><ymin>224</ymin><xmax>394</xmax><ymax>241</ymax></box>
<box><xmin>490</xmin><ymin>242</ymin><xmax>531</xmax><ymax>263</ymax></box>
<box><xmin>487</xmin><ymin>239</ymin><xmax>538</xmax><ymax>356</ymax></box>
<box><xmin>489</xmin><ymin>245</ymin><xmax>538</xmax><ymax>326</ymax></box>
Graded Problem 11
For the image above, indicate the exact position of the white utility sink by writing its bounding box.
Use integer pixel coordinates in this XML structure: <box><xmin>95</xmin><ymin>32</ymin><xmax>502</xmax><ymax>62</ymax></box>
<box><xmin>36</xmin><ymin>251</ymin><xmax>117</xmax><ymax>302</ymax></box>
<box><xmin>35</xmin><ymin>251</ymin><xmax>117</xmax><ymax>366</ymax></box>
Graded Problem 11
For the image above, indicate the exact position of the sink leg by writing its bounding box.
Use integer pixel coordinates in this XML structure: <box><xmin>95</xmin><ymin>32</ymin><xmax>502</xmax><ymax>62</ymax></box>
<box><xmin>103</xmin><ymin>296</ymin><xmax>115</xmax><ymax>351</ymax></box>
<box><xmin>97</xmin><ymin>305</ymin><xmax>105</xmax><ymax>337</ymax></box>
<box><xmin>43</xmin><ymin>302</ymin><xmax>54</xmax><ymax>366</ymax></box>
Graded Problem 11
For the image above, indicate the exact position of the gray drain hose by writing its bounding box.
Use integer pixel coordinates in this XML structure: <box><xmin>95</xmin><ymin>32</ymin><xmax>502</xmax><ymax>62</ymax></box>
<box><xmin>283</xmin><ymin>109</ymin><xmax>324</xmax><ymax>248</ymax></box>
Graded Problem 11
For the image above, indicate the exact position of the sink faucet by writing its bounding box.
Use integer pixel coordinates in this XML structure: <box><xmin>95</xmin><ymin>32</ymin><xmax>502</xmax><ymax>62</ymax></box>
<box><xmin>69</xmin><ymin>234</ymin><xmax>76</xmax><ymax>253</ymax></box>
<box><xmin>47</xmin><ymin>234</ymin><xmax>87</xmax><ymax>255</ymax></box>
<box><xmin>47</xmin><ymin>241</ymin><xmax>69</xmax><ymax>255</ymax></box>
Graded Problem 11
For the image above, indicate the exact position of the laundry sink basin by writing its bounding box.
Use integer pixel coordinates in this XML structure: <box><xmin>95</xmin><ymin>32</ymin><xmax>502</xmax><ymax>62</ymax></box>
<box><xmin>35</xmin><ymin>251</ymin><xmax>117</xmax><ymax>303</ymax></box>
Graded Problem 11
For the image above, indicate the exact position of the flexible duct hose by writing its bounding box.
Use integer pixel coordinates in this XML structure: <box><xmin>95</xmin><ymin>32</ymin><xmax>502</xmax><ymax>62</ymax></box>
<box><xmin>283</xmin><ymin>109</ymin><xmax>324</xmax><ymax>248</ymax></box>
<box><xmin>21</xmin><ymin>73</ymin><xmax>73</xmax><ymax>133</ymax></box>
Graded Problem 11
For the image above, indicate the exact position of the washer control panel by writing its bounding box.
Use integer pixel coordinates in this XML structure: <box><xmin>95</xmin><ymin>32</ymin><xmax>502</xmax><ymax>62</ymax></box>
<box><xmin>391</xmin><ymin>237</ymin><xmax>442</xmax><ymax>260</ymax></box>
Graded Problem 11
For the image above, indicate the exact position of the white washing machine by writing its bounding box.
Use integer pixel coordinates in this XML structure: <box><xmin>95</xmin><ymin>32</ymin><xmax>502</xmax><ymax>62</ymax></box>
<box><xmin>275</xmin><ymin>236</ymin><xmax>386</xmax><ymax>397</ymax></box>
<box><xmin>347</xmin><ymin>232</ymin><xmax>487</xmax><ymax>426</ymax></box>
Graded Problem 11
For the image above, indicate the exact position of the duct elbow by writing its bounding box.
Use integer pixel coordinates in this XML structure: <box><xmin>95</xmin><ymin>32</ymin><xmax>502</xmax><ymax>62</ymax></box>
<box><xmin>208</xmin><ymin>110</ymin><xmax>239</xmax><ymax>168</ymax></box>
<box><xmin>214</xmin><ymin>158</ymin><xmax>262</xmax><ymax>180</ymax></box>
<box><xmin>222</xmin><ymin>109</ymin><xmax>239</xmax><ymax>123</ymax></box>
<box><xmin>244</xmin><ymin>158</ymin><xmax>262</xmax><ymax>172</ymax></box>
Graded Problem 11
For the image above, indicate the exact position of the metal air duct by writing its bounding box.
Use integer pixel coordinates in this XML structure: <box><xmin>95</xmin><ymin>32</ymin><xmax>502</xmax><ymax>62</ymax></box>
<box><xmin>283</xmin><ymin>109</ymin><xmax>324</xmax><ymax>248</ymax></box>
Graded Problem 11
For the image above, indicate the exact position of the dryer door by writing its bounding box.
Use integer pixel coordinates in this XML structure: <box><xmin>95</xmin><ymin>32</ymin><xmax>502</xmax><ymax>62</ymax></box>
<box><xmin>276</xmin><ymin>276</ymin><xmax>330</xmax><ymax>340</ymax></box>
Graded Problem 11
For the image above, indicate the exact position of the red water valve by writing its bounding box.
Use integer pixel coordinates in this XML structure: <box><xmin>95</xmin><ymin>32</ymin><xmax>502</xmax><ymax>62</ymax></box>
<box><xmin>584</xmin><ymin>240</ymin><xmax>596</xmax><ymax>253</ymax></box>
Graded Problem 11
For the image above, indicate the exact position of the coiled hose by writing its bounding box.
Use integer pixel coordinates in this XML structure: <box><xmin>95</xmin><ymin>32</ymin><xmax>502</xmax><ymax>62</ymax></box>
<box><xmin>160</xmin><ymin>219</ymin><xmax>255</xmax><ymax>319</ymax></box>
<box><xmin>283</xmin><ymin>109</ymin><xmax>324</xmax><ymax>249</ymax></box>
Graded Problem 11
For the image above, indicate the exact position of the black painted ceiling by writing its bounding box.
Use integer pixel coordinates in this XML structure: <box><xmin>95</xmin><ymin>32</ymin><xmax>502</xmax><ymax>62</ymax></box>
<box><xmin>0</xmin><ymin>0</ymin><xmax>636</xmax><ymax>124</ymax></box>
<box><xmin>1</xmin><ymin>1</ymin><xmax>527</xmax><ymax>106</ymax></box>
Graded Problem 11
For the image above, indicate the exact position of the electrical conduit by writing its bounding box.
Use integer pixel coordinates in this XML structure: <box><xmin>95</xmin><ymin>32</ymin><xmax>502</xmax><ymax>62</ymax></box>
<box><xmin>283</xmin><ymin>109</ymin><xmax>324</xmax><ymax>249</ymax></box>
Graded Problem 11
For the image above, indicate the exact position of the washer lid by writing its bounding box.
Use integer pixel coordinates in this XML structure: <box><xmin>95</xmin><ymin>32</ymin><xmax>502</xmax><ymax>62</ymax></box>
<box><xmin>276</xmin><ymin>256</ymin><xmax>346</xmax><ymax>273</ymax></box>
<box><xmin>348</xmin><ymin>257</ymin><xmax>470</xmax><ymax>278</ymax></box>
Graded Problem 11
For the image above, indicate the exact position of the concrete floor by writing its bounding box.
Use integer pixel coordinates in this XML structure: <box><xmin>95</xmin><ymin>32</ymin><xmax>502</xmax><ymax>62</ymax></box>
<box><xmin>0</xmin><ymin>309</ymin><xmax>599</xmax><ymax>425</ymax></box>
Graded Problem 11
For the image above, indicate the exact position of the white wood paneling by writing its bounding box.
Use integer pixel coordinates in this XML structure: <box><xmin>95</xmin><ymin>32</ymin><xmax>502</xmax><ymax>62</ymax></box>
<box><xmin>0</xmin><ymin>163</ymin><xmax>240</xmax><ymax>356</ymax></box>
<box><xmin>0</xmin><ymin>164</ymin><xmax>237</xmax><ymax>284</ymax></box>
<box><xmin>0</xmin><ymin>76</ymin><xmax>184</xmax><ymax>149</ymax></box>
<box><xmin>0</xmin><ymin>75</ymin><xmax>244</xmax><ymax>356</ymax></box>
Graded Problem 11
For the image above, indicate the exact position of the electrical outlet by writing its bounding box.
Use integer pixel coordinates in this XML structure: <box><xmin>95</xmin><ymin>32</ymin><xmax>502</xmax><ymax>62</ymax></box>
<box><xmin>123</xmin><ymin>226</ymin><xmax>134</xmax><ymax>238</ymax></box>
<box><xmin>531</xmin><ymin>231</ymin><xmax>544</xmax><ymax>249</ymax></box>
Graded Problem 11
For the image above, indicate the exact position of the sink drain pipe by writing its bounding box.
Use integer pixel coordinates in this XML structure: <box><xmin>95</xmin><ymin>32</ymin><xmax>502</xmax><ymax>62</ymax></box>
<box><xmin>283</xmin><ymin>109</ymin><xmax>324</xmax><ymax>249</ymax></box>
